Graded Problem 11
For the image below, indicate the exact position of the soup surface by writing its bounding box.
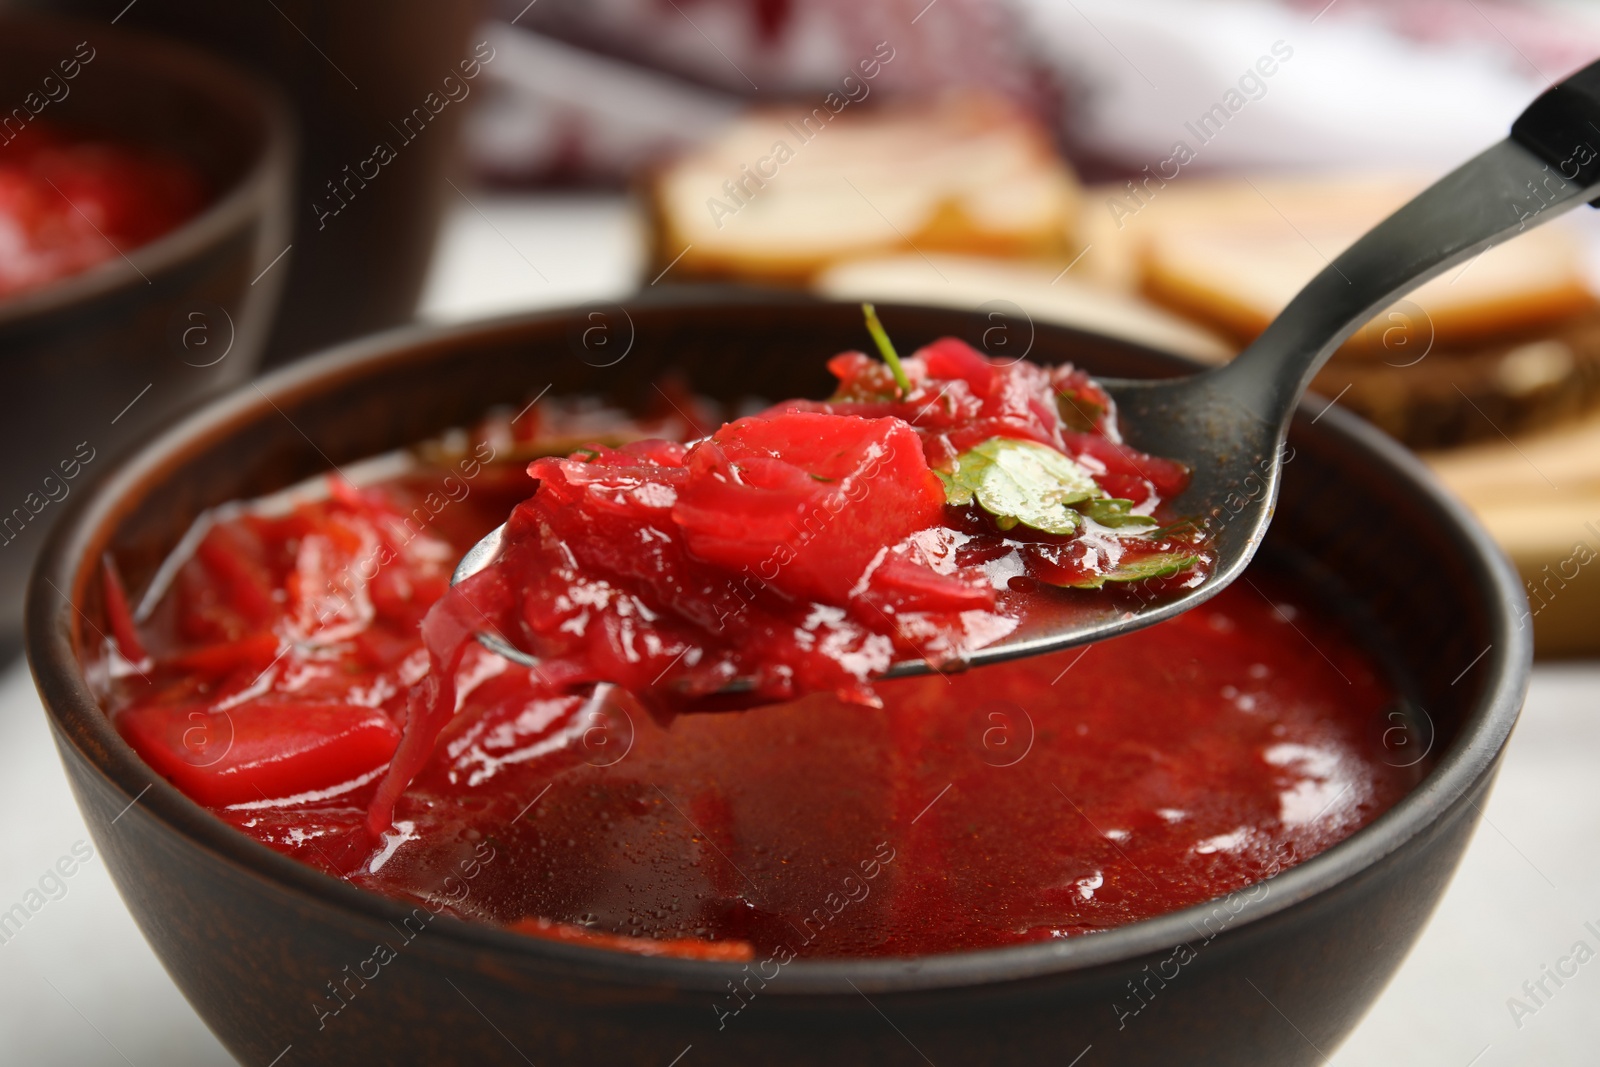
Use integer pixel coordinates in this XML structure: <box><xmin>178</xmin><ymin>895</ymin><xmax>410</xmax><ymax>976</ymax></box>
<box><xmin>100</xmin><ymin>346</ymin><xmax>1419</xmax><ymax>959</ymax></box>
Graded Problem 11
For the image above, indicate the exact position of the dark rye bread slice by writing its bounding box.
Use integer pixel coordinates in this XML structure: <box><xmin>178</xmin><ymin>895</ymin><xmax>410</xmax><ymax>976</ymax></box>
<box><xmin>1082</xmin><ymin>174</ymin><xmax>1600</xmax><ymax>449</ymax></box>
<box><xmin>1311</xmin><ymin>309</ymin><xmax>1600</xmax><ymax>449</ymax></box>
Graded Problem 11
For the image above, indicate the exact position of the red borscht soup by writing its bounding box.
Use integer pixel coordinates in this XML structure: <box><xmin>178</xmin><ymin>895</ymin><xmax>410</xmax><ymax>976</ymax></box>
<box><xmin>98</xmin><ymin>337</ymin><xmax>1421</xmax><ymax>961</ymax></box>
<box><xmin>0</xmin><ymin>121</ymin><xmax>205</xmax><ymax>299</ymax></box>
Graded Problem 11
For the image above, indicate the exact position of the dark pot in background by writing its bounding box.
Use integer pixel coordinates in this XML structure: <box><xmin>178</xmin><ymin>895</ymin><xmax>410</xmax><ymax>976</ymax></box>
<box><xmin>10</xmin><ymin>0</ymin><xmax>486</xmax><ymax>364</ymax></box>
<box><xmin>0</xmin><ymin>13</ymin><xmax>292</xmax><ymax>645</ymax></box>
<box><xmin>27</xmin><ymin>297</ymin><xmax>1529</xmax><ymax>1065</ymax></box>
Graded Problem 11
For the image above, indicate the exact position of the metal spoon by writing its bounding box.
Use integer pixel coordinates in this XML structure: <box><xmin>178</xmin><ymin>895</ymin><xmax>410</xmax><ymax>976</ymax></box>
<box><xmin>457</xmin><ymin>60</ymin><xmax>1600</xmax><ymax>684</ymax></box>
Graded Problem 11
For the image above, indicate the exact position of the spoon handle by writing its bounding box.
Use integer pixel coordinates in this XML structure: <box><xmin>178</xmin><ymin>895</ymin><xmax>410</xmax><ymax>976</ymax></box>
<box><xmin>1222</xmin><ymin>59</ymin><xmax>1600</xmax><ymax>423</ymax></box>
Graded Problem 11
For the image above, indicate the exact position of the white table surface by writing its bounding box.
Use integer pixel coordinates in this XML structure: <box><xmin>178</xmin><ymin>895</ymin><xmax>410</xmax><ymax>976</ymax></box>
<box><xmin>3</xmin><ymin>193</ymin><xmax>1596</xmax><ymax>1065</ymax></box>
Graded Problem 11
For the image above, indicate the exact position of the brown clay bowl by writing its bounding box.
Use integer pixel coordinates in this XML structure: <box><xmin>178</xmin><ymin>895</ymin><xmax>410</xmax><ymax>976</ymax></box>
<box><xmin>27</xmin><ymin>295</ymin><xmax>1529</xmax><ymax>1065</ymax></box>
<box><xmin>14</xmin><ymin>0</ymin><xmax>486</xmax><ymax>364</ymax></box>
<box><xmin>0</xmin><ymin>12</ymin><xmax>293</xmax><ymax>644</ymax></box>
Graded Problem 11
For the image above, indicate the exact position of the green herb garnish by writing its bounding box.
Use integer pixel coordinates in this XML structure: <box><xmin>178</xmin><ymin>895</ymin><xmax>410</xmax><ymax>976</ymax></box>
<box><xmin>1076</xmin><ymin>497</ymin><xmax>1158</xmax><ymax>529</ymax></box>
<box><xmin>862</xmin><ymin>303</ymin><xmax>912</xmax><ymax>398</ymax></box>
<box><xmin>937</xmin><ymin>438</ymin><xmax>1101</xmax><ymax>535</ymax></box>
<box><xmin>1047</xmin><ymin>551</ymin><xmax>1200</xmax><ymax>590</ymax></box>
<box><xmin>1055</xmin><ymin>388</ymin><xmax>1105</xmax><ymax>432</ymax></box>
<box><xmin>1143</xmin><ymin>517</ymin><xmax>1204</xmax><ymax>539</ymax></box>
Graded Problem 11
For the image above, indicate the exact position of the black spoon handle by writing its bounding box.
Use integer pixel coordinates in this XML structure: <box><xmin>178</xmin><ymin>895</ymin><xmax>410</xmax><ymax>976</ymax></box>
<box><xmin>1512</xmin><ymin>59</ymin><xmax>1600</xmax><ymax>190</ymax></box>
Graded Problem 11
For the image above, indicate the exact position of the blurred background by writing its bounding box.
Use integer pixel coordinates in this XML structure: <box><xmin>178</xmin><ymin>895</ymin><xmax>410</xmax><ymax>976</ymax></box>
<box><xmin>2</xmin><ymin>0</ymin><xmax>1599</xmax><ymax>1063</ymax></box>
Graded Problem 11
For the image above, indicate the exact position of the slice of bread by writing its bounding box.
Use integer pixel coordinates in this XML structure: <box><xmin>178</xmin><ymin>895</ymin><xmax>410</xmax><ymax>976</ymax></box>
<box><xmin>1078</xmin><ymin>175</ymin><xmax>1595</xmax><ymax>349</ymax></box>
<box><xmin>1428</xmin><ymin>373</ymin><xmax>1600</xmax><ymax>500</ymax></box>
<box><xmin>646</xmin><ymin>93</ymin><xmax>1082</xmax><ymax>284</ymax></box>
<box><xmin>1311</xmin><ymin>310</ymin><xmax>1600</xmax><ymax>448</ymax></box>
<box><xmin>1077</xmin><ymin>175</ymin><xmax>1433</xmax><ymax>292</ymax></box>
<box><xmin>1146</xmin><ymin>223</ymin><xmax>1594</xmax><ymax>352</ymax></box>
